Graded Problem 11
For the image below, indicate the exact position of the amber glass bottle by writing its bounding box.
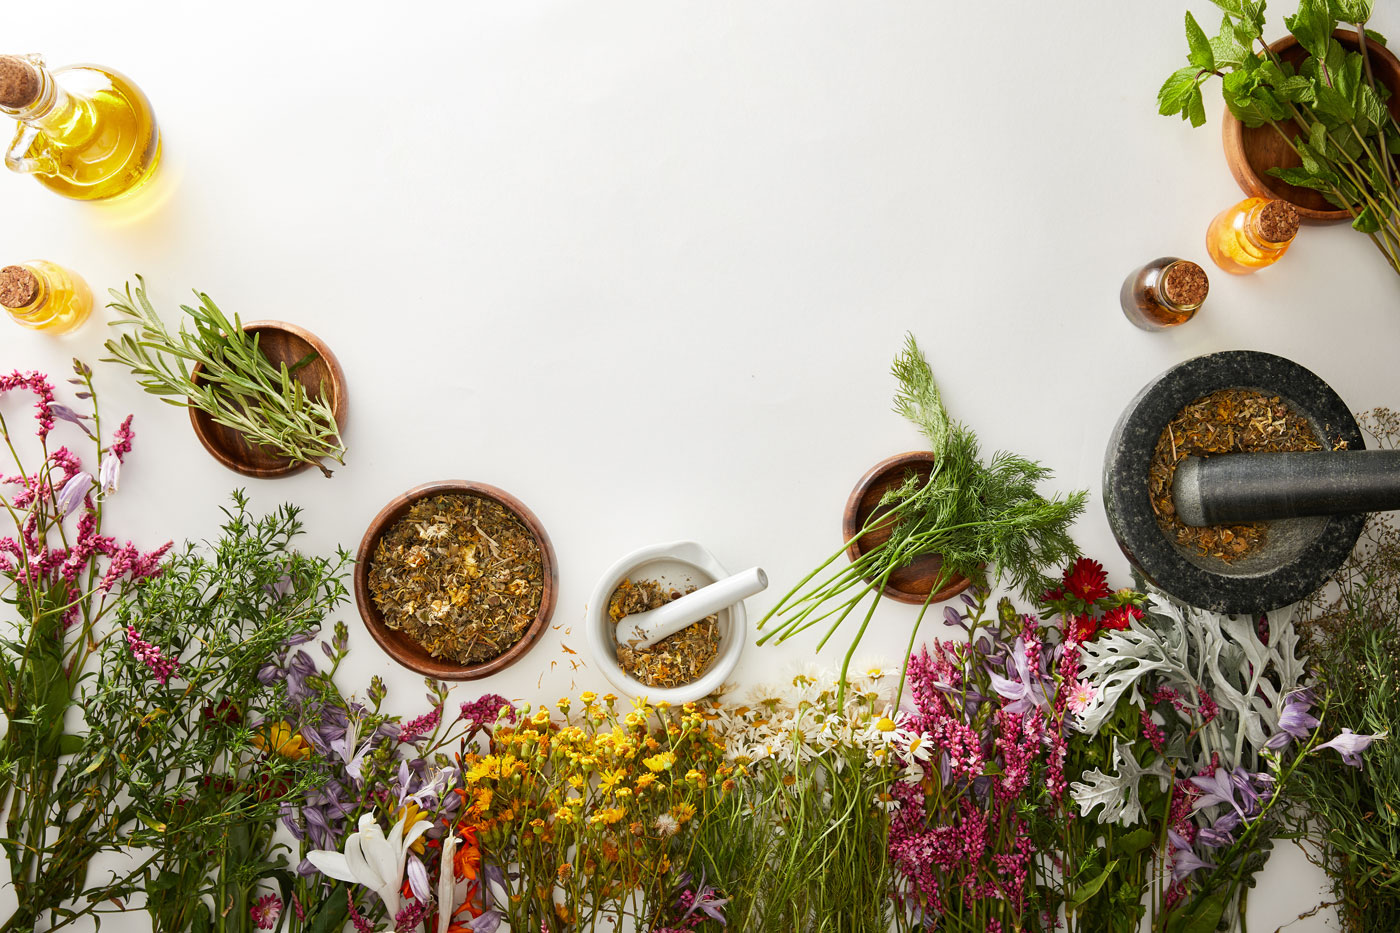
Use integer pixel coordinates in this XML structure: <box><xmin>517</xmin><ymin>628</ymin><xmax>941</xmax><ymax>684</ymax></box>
<box><xmin>0</xmin><ymin>55</ymin><xmax>160</xmax><ymax>200</ymax></box>
<box><xmin>1120</xmin><ymin>258</ymin><xmax>1209</xmax><ymax>331</ymax></box>
<box><xmin>1206</xmin><ymin>198</ymin><xmax>1300</xmax><ymax>274</ymax></box>
<box><xmin>1</xmin><ymin>261</ymin><xmax>93</xmax><ymax>335</ymax></box>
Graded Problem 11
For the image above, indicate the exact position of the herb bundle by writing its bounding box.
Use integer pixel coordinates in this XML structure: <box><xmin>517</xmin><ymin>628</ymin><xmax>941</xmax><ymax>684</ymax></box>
<box><xmin>1159</xmin><ymin>0</ymin><xmax>1400</xmax><ymax>275</ymax></box>
<box><xmin>1292</xmin><ymin>408</ymin><xmax>1400</xmax><ymax>931</ymax></box>
<box><xmin>758</xmin><ymin>334</ymin><xmax>1085</xmax><ymax>699</ymax></box>
<box><xmin>103</xmin><ymin>277</ymin><xmax>347</xmax><ymax>477</ymax></box>
<box><xmin>82</xmin><ymin>493</ymin><xmax>351</xmax><ymax>933</ymax></box>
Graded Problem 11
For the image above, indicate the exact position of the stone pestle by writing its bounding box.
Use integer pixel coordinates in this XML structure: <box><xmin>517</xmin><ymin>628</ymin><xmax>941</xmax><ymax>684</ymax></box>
<box><xmin>1172</xmin><ymin>449</ymin><xmax>1400</xmax><ymax>526</ymax></box>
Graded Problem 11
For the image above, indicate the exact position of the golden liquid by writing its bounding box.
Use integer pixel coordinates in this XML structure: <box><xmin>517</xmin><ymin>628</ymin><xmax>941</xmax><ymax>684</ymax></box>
<box><xmin>6</xmin><ymin>261</ymin><xmax>93</xmax><ymax>335</ymax></box>
<box><xmin>1206</xmin><ymin>197</ymin><xmax>1292</xmax><ymax>274</ymax></box>
<box><xmin>10</xmin><ymin>65</ymin><xmax>160</xmax><ymax>201</ymax></box>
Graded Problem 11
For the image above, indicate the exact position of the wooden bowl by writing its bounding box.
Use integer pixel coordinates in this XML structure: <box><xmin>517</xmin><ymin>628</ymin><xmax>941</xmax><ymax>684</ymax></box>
<box><xmin>188</xmin><ymin>320</ymin><xmax>347</xmax><ymax>478</ymax></box>
<box><xmin>1222</xmin><ymin>29</ymin><xmax>1400</xmax><ymax>223</ymax></box>
<box><xmin>842</xmin><ymin>451</ymin><xmax>974</xmax><ymax>606</ymax></box>
<box><xmin>354</xmin><ymin>480</ymin><xmax>559</xmax><ymax>680</ymax></box>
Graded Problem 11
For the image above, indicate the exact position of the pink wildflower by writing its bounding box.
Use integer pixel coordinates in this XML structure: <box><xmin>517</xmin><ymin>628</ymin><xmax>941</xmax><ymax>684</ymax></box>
<box><xmin>1140</xmin><ymin>709</ymin><xmax>1167</xmax><ymax>754</ymax></box>
<box><xmin>1066</xmin><ymin>681</ymin><xmax>1095</xmax><ymax>714</ymax></box>
<box><xmin>127</xmin><ymin>625</ymin><xmax>179</xmax><ymax>685</ymax></box>
<box><xmin>250</xmin><ymin>894</ymin><xmax>282</xmax><ymax>930</ymax></box>
<box><xmin>399</xmin><ymin>705</ymin><xmax>442</xmax><ymax>743</ymax></box>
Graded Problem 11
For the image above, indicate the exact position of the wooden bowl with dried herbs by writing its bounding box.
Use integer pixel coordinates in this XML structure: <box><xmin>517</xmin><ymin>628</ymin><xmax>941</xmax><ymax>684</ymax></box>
<box><xmin>354</xmin><ymin>481</ymin><xmax>557</xmax><ymax>679</ymax></box>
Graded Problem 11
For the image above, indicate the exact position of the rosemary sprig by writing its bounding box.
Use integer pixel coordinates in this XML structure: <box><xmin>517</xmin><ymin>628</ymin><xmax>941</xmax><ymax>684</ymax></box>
<box><xmin>102</xmin><ymin>276</ymin><xmax>347</xmax><ymax>477</ymax></box>
<box><xmin>758</xmin><ymin>334</ymin><xmax>1086</xmax><ymax>700</ymax></box>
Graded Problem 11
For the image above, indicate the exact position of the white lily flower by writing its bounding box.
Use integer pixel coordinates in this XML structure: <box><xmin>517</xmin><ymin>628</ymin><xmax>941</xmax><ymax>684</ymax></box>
<box><xmin>306</xmin><ymin>812</ymin><xmax>433</xmax><ymax>918</ymax></box>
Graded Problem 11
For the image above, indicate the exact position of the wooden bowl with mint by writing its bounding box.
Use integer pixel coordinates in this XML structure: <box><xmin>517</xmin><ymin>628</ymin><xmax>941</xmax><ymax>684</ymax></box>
<box><xmin>354</xmin><ymin>481</ymin><xmax>558</xmax><ymax>680</ymax></box>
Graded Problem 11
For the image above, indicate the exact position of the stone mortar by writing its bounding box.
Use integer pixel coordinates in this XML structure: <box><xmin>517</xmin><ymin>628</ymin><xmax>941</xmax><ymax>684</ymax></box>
<box><xmin>1103</xmin><ymin>350</ymin><xmax>1364</xmax><ymax>614</ymax></box>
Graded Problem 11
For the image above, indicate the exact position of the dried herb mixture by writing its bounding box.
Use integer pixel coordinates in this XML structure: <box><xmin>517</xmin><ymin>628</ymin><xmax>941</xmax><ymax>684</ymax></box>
<box><xmin>610</xmin><ymin>578</ymin><xmax>719</xmax><ymax>689</ymax></box>
<box><xmin>368</xmin><ymin>494</ymin><xmax>543</xmax><ymax>663</ymax></box>
<box><xmin>1149</xmin><ymin>388</ymin><xmax>1322</xmax><ymax>562</ymax></box>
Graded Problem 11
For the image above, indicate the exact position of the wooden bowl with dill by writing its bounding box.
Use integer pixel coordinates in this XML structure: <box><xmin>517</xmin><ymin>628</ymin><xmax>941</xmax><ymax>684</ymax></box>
<box><xmin>354</xmin><ymin>481</ymin><xmax>558</xmax><ymax>680</ymax></box>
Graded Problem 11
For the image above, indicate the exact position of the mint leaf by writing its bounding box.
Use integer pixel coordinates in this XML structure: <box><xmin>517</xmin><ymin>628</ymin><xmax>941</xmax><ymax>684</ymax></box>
<box><xmin>1211</xmin><ymin>14</ymin><xmax>1251</xmax><ymax>69</ymax></box>
<box><xmin>1334</xmin><ymin>0</ymin><xmax>1374</xmax><ymax>24</ymax></box>
<box><xmin>1186</xmin><ymin>85</ymin><xmax>1207</xmax><ymax>127</ymax></box>
<box><xmin>1285</xmin><ymin>0</ymin><xmax>1339</xmax><ymax>59</ymax></box>
<box><xmin>1158</xmin><ymin>66</ymin><xmax>1200</xmax><ymax>116</ymax></box>
<box><xmin>1186</xmin><ymin>12</ymin><xmax>1215</xmax><ymax>70</ymax></box>
<box><xmin>1364</xmin><ymin>28</ymin><xmax>1388</xmax><ymax>47</ymax></box>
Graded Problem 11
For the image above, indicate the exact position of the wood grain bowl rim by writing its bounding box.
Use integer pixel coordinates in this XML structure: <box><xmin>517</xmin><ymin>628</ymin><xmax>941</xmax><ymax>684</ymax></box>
<box><xmin>353</xmin><ymin>480</ymin><xmax>559</xmax><ymax>681</ymax></box>
<box><xmin>187</xmin><ymin>319</ymin><xmax>347</xmax><ymax>478</ymax></box>
<box><xmin>1221</xmin><ymin>29</ymin><xmax>1400</xmax><ymax>224</ymax></box>
<box><xmin>842</xmin><ymin>450</ymin><xmax>974</xmax><ymax>606</ymax></box>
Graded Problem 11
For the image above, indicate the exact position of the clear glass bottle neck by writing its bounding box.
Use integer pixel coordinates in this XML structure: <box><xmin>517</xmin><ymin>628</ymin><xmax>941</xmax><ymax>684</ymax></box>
<box><xmin>1148</xmin><ymin>261</ymin><xmax>1201</xmax><ymax>314</ymax></box>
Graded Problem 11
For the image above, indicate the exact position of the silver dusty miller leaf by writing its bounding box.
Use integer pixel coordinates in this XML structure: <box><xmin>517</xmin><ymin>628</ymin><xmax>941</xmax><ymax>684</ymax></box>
<box><xmin>1070</xmin><ymin>737</ymin><xmax>1171</xmax><ymax>826</ymax></box>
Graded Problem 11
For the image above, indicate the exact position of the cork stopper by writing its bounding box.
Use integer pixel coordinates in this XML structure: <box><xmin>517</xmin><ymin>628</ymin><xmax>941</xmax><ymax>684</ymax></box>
<box><xmin>1257</xmin><ymin>199</ymin><xmax>1301</xmax><ymax>244</ymax></box>
<box><xmin>0</xmin><ymin>265</ymin><xmax>40</xmax><ymax>309</ymax></box>
<box><xmin>1162</xmin><ymin>260</ymin><xmax>1209</xmax><ymax>309</ymax></box>
<box><xmin>0</xmin><ymin>57</ymin><xmax>41</xmax><ymax>109</ymax></box>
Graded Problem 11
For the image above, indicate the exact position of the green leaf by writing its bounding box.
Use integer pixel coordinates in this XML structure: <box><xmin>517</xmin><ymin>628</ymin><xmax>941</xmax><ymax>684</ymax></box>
<box><xmin>1069</xmin><ymin>859</ymin><xmax>1120</xmax><ymax>909</ymax></box>
<box><xmin>1211</xmin><ymin>14</ymin><xmax>1251</xmax><ymax>69</ymax></box>
<box><xmin>58</xmin><ymin>734</ymin><xmax>83</xmax><ymax>755</ymax></box>
<box><xmin>1186</xmin><ymin>12</ymin><xmax>1215</xmax><ymax>70</ymax></box>
<box><xmin>1117</xmin><ymin>827</ymin><xmax>1156</xmax><ymax>855</ymax></box>
<box><xmin>1159</xmin><ymin>66</ymin><xmax>1201</xmax><ymax>117</ymax></box>
<box><xmin>1286</xmin><ymin>0</ymin><xmax>1340</xmax><ymax>59</ymax></box>
<box><xmin>1180</xmin><ymin>888</ymin><xmax>1231</xmax><ymax>933</ymax></box>
<box><xmin>1353</xmin><ymin>204</ymin><xmax>1382</xmax><ymax>232</ymax></box>
<box><xmin>1186</xmin><ymin>85</ymin><xmax>1207</xmax><ymax>127</ymax></box>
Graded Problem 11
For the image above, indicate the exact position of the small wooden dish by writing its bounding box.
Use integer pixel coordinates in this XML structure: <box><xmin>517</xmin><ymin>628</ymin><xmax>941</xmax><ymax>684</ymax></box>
<box><xmin>188</xmin><ymin>320</ymin><xmax>347</xmax><ymax>478</ymax></box>
<box><xmin>842</xmin><ymin>450</ymin><xmax>974</xmax><ymax>606</ymax></box>
<box><xmin>354</xmin><ymin>480</ymin><xmax>559</xmax><ymax>680</ymax></box>
<box><xmin>1223</xmin><ymin>29</ymin><xmax>1400</xmax><ymax>224</ymax></box>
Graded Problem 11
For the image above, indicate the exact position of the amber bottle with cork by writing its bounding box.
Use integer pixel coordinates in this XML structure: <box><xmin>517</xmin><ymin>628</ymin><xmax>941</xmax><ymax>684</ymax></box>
<box><xmin>1</xmin><ymin>262</ymin><xmax>92</xmax><ymax>335</ymax></box>
<box><xmin>1120</xmin><ymin>257</ymin><xmax>1209</xmax><ymax>330</ymax></box>
<box><xmin>1206</xmin><ymin>197</ymin><xmax>1300</xmax><ymax>274</ymax></box>
<box><xmin>0</xmin><ymin>54</ymin><xmax>159</xmax><ymax>200</ymax></box>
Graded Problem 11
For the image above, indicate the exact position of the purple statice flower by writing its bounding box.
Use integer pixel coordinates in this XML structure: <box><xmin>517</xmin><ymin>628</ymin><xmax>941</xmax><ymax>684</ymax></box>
<box><xmin>987</xmin><ymin>636</ymin><xmax>1050</xmax><ymax>715</ymax></box>
<box><xmin>1265</xmin><ymin>690</ymin><xmax>1321</xmax><ymax>750</ymax></box>
<box><xmin>127</xmin><ymin>625</ymin><xmax>179</xmax><ymax>685</ymax></box>
<box><xmin>459</xmin><ymin>694</ymin><xmax>515</xmax><ymax>730</ymax></box>
<box><xmin>1316</xmin><ymin>728</ymin><xmax>1388</xmax><ymax>768</ymax></box>
<box><xmin>1168</xmin><ymin>829</ymin><xmax>1215</xmax><ymax>882</ymax></box>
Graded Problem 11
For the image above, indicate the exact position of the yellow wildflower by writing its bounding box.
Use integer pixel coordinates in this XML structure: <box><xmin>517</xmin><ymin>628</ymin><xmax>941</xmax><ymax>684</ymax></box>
<box><xmin>252</xmin><ymin>721</ymin><xmax>310</xmax><ymax>761</ymax></box>
<box><xmin>580</xmin><ymin>691</ymin><xmax>597</xmax><ymax>704</ymax></box>
<box><xmin>634</xmin><ymin>773</ymin><xmax>657</xmax><ymax>791</ymax></box>
<box><xmin>598</xmin><ymin>768</ymin><xmax>626</xmax><ymax>793</ymax></box>
<box><xmin>643</xmin><ymin>751</ymin><xmax>677</xmax><ymax>773</ymax></box>
<box><xmin>670</xmin><ymin>802</ymin><xmax>696</xmax><ymax>824</ymax></box>
<box><xmin>394</xmin><ymin>802</ymin><xmax>429</xmax><ymax>854</ymax></box>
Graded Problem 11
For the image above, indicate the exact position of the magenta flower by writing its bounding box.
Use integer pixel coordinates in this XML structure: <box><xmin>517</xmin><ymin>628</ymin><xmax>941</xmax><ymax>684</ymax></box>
<box><xmin>1316</xmin><ymin>728</ymin><xmax>1388</xmax><ymax>768</ymax></box>
<box><xmin>398</xmin><ymin>705</ymin><xmax>442</xmax><ymax>744</ymax></box>
<box><xmin>126</xmin><ymin>625</ymin><xmax>179</xmax><ymax>685</ymax></box>
<box><xmin>249</xmin><ymin>893</ymin><xmax>282</xmax><ymax>930</ymax></box>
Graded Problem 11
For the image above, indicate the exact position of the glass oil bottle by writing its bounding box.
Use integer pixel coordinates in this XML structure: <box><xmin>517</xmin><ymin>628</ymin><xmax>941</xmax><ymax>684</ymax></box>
<box><xmin>1120</xmin><ymin>258</ymin><xmax>1209</xmax><ymax>331</ymax></box>
<box><xmin>1</xmin><ymin>261</ymin><xmax>93</xmax><ymax>335</ymax></box>
<box><xmin>1206</xmin><ymin>197</ymin><xmax>1300</xmax><ymax>274</ymax></box>
<box><xmin>0</xmin><ymin>54</ymin><xmax>160</xmax><ymax>201</ymax></box>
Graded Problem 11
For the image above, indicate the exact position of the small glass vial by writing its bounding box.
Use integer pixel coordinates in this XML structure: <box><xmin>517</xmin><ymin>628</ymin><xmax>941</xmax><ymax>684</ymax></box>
<box><xmin>1206</xmin><ymin>197</ymin><xmax>1300</xmax><ymax>274</ymax></box>
<box><xmin>1</xmin><ymin>261</ymin><xmax>93</xmax><ymax>335</ymax></box>
<box><xmin>1120</xmin><ymin>257</ymin><xmax>1208</xmax><ymax>330</ymax></box>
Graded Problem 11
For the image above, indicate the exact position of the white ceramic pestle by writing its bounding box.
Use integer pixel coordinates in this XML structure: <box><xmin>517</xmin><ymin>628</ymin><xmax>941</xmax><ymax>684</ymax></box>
<box><xmin>615</xmin><ymin>567</ymin><xmax>768</xmax><ymax>650</ymax></box>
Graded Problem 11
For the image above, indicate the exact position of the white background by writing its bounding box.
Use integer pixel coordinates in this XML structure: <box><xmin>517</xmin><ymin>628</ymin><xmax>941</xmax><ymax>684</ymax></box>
<box><xmin>6</xmin><ymin>2</ymin><xmax>1399</xmax><ymax>929</ymax></box>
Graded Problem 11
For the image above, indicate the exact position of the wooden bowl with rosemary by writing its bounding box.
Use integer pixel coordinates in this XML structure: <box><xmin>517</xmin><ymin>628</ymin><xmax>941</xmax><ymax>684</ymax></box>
<box><xmin>354</xmin><ymin>480</ymin><xmax>558</xmax><ymax>680</ymax></box>
<box><xmin>842</xmin><ymin>450</ymin><xmax>974</xmax><ymax>605</ymax></box>
<box><xmin>188</xmin><ymin>320</ymin><xmax>347</xmax><ymax>478</ymax></box>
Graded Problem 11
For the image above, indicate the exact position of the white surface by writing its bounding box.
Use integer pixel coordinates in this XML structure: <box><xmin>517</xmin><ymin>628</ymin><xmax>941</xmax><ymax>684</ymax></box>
<box><xmin>6</xmin><ymin>1</ymin><xmax>1395</xmax><ymax>929</ymax></box>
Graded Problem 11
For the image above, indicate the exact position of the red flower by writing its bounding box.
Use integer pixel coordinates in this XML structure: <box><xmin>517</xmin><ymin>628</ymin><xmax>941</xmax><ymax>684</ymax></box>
<box><xmin>1062</xmin><ymin>559</ymin><xmax>1111</xmax><ymax>603</ymax></box>
<box><xmin>1065</xmin><ymin>614</ymin><xmax>1097</xmax><ymax>644</ymax></box>
<box><xmin>1099</xmin><ymin>604</ymin><xmax>1142</xmax><ymax>632</ymax></box>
